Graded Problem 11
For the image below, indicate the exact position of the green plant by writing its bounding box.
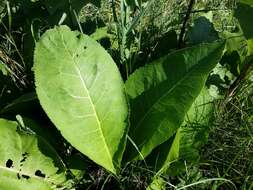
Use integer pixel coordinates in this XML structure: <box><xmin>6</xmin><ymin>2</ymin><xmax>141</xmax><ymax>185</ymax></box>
<box><xmin>0</xmin><ymin>24</ymin><xmax>225</xmax><ymax>189</ymax></box>
<box><xmin>2</xmin><ymin>24</ymin><xmax>226</xmax><ymax>188</ymax></box>
<box><xmin>0</xmin><ymin>0</ymin><xmax>252</xmax><ymax>189</ymax></box>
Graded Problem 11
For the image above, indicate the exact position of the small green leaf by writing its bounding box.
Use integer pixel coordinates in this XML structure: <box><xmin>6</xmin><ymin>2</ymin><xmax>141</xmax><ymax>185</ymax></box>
<box><xmin>90</xmin><ymin>27</ymin><xmax>112</xmax><ymax>41</ymax></box>
<box><xmin>147</xmin><ymin>176</ymin><xmax>166</xmax><ymax>190</ymax></box>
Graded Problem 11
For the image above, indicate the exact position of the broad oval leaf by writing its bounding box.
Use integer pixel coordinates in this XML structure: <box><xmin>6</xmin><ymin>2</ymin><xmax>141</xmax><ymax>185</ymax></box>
<box><xmin>0</xmin><ymin>118</ymin><xmax>67</xmax><ymax>190</ymax></box>
<box><xmin>34</xmin><ymin>26</ymin><xmax>128</xmax><ymax>173</ymax></box>
<box><xmin>124</xmin><ymin>42</ymin><xmax>225</xmax><ymax>161</ymax></box>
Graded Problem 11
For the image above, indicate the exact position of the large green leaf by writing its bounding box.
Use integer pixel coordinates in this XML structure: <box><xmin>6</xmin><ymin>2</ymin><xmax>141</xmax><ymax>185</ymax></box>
<box><xmin>34</xmin><ymin>25</ymin><xmax>128</xmax><ymax>174</ymax></box>
<box><xmin>234</xmin><ymin>2</ymin><xmax>253</xmax><ymax>39</ymax></box>
<box><xmin>124</xmin><ymin>42</ymin><xmax>225</xmax><ymax>161</ymax></box>
<box><xmin>0</xmin><ymin>119</ymin><xmax>68</xmax><ymax>190</ymax></box>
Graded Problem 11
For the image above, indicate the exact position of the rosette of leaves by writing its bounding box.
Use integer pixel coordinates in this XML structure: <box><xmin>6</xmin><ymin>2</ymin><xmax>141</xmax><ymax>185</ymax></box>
<box><xmin>33</xmin><ymin>26</ymin><xmax>224</xmax><ymax>179</ymax></box>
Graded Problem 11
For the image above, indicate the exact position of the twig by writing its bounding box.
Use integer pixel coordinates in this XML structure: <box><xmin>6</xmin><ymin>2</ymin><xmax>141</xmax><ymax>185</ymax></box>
<box><xmin>180</xmin><ymin>8</ymin><xmax>231</xmax><ymax>14</ymax></box>
<box><xmin>178</xmin><ymin>0</ymin><xmax>195</xmax><ymax>49</ymax></box>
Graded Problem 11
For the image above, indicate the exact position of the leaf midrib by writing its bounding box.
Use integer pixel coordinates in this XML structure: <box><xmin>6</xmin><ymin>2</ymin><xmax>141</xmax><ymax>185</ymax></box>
<box><xmin>59</xmin><ymin>30</ymin><xmax>113</xmax><ymax>170</ymax></box>
<box><xmin>132</xmin><ymin>60</ymin><xmax>208</xmax><ymax>143</ymax></box>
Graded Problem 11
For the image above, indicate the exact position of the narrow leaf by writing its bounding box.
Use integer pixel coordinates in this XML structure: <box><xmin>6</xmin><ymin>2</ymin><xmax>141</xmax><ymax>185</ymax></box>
<box><xmin>124</xmin><ymin>42</ymin><xmax>225</xmax><ymax>161</ymax></box>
